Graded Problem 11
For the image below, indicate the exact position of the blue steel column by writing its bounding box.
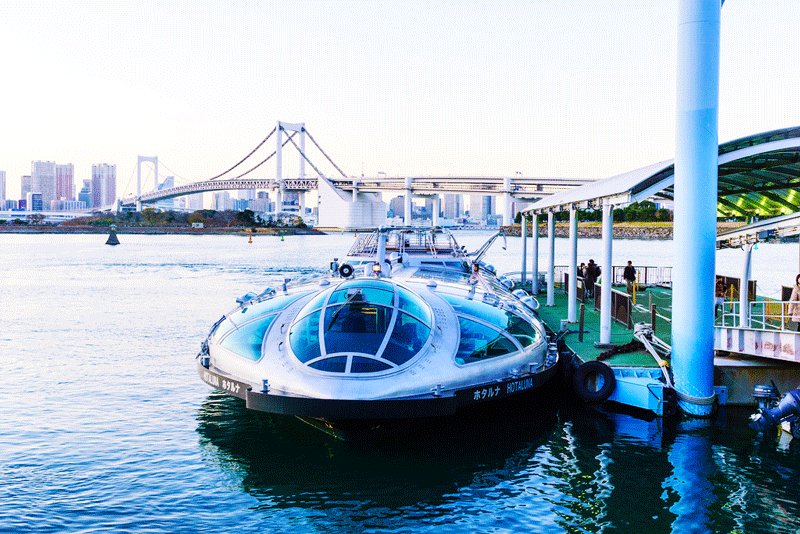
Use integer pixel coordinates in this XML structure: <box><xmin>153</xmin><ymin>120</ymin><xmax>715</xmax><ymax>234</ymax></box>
<box><xmin>531</xmin><ymin>213</ymin><xmax>539</xmax><ymax>294</ymax></box>
<box><xmin>568</xmin><ymin>207</ymin><xmax>578</xmax><ymax>322</ymax></box>
<box><xmin>600</xmin><ymin>200</ymin><xmax>613</xmax><ymax>345</ymax></box>
<box><xmin>547</xmin><ymin>211</ymin><xmax>555</xmax><ymax>306</ymax></box>
<box><xmin>672</xmin><ymin>0</ymin><xmax>720</xmax><ymax>417</ymax></box>
<box><xmin>521</xmin><ymin>215</ymin><xmax>528</xmax><ymax>286</ymax></box>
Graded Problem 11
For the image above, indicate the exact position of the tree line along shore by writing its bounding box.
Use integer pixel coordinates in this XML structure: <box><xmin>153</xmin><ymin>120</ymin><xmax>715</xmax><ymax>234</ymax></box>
<box><xmin>0</xmin><ymin>209</ymin><xmax>324</xmax><ymax>235</ymax></box>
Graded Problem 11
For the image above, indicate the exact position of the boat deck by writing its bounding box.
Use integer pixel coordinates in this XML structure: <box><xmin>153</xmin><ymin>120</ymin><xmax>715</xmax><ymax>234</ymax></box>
<box><xmin>535</xmin><ymin>287</ymin><xmax>671</xmax><ymax>368</ymax></box>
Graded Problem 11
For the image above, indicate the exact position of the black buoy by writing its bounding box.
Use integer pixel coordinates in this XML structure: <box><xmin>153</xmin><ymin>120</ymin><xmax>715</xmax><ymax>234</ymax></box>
<box><xmin>105</xmin><ymin>224</ymin><xmax>120</xmax><ymax>246</ymax></box>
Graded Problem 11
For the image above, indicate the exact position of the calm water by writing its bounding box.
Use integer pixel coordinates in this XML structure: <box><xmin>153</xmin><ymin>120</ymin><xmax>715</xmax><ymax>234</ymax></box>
<box><xmin>1</xmin><ymin>232</ymin><xmax>799</xmax><ymax>533</ymax></box>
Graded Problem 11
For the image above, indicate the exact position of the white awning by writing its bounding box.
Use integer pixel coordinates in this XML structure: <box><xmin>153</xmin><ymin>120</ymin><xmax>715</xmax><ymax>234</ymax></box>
<box><xmin>524</xmin><ymin>160</ymin><xmax>674</xmax><ymax>214</ymax></box>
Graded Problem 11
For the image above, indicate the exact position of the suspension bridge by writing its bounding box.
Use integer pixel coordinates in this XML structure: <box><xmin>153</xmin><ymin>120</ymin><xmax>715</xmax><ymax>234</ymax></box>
<box><xmin>119</xmin><ymin>121</ymin><xmax>593</xmax><ymax>229</ymax></box>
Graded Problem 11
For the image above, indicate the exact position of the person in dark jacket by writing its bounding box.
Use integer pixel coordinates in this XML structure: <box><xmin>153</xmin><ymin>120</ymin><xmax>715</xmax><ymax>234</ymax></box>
<box><xmin>623</xmin><ymin>260</ymin><xmax>636</xmax><ymax>294</ymax></box>
<box><xmin>584</xmin><ymin>259</ymin><xmax>600</xmax><ymax>298</ymax></box>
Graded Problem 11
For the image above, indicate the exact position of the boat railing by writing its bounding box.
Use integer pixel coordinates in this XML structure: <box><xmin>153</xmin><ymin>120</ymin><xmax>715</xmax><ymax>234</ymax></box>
<box><xmin>553</xmin><ymin>265</ymin><xmax>672</xmax><ymax>287</ymax></box>
<box><xmin>347</xmin><ymin>227</ymin><xmax>466</xmax><ymax>259</ymax></box>
<box><xmin>718</xmin><ymin>300</ymin><xmax>798</xmax><ymax>332</ymax></box>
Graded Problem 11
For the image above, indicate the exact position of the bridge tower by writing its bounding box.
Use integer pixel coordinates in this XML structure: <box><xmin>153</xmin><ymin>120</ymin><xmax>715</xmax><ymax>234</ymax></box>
<box><xmin>137</xmin><ymin>156</ymin><xmax>159</xmax><ymax>211</ymax></box>
<box><xmin>276</xmin><ymin>121</ymin><xmax>306</xmax><ymax>212</ymax></box>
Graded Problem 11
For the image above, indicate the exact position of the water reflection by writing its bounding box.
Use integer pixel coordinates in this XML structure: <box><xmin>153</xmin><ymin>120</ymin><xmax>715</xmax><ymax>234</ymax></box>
<box><xmin>196</xmin><ymin>391</ymin><xmax>561</xmax><ymax>512</ymax></box>
<box><xmin>196</xmin><ymin>392</ymin><xmax>800</xmax><ymax>532</ymax></box>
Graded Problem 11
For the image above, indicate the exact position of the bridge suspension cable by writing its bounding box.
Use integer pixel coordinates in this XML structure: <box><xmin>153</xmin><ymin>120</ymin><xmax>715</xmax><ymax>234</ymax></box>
<box><xmin>285</xmin><ymin>134</ymin><xmax>327</xmax><ymax>179</ymax></box>
<box><xmin>208</xmin><ymin>126</ymin><xmax>277</xmax><ymax>181</ymax></box>
<box><xmin>226</xmin><ymin>132</ymin><xmax>297</xmax><ymax>181</ymax></box>
<box><xmin>303</xmin><ymin>129</ymin><xmax>348</xmax><ymax>178</ymax></box>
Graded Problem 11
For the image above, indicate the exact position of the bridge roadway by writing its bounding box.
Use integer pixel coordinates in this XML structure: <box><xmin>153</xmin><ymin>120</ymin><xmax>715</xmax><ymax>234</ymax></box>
<box><xmin>121</xmin><ymin>175</ymin><xmax>594</xmax><ymax>206</ymax></box>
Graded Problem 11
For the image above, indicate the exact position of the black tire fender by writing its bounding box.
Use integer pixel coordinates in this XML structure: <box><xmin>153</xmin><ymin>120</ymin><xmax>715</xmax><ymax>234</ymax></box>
<box><xmin>573</xmin><ymin>360</ymin><xmax>616</xmax><ymax>403</ymax></box>
<box><xmin>339</xmin><ymin>263</ymin><xmax>354</xmax><ymax>278</ymax></box>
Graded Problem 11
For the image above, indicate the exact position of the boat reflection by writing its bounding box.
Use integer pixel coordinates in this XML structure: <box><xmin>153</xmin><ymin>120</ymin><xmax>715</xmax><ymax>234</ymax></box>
<box><xmin>196</xmin><ymin>394</ymin><xmax>800</xmax><ymax>531</ymax></box>
<box><xmin>196</xmin><ymin>390</ymin><xmax>562</xmax><ymax>510</ymax></box>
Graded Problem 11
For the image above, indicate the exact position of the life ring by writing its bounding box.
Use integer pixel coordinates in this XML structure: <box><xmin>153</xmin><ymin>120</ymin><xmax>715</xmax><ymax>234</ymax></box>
<box><xmin>338</xmin><ymin>263</ymin><xmax>354</xmax><ymax>278</ymax></box>
<box><xmin>572</xmin><ymin>360</ymin><xmax>616</xmax><ymax>403</ymax></box>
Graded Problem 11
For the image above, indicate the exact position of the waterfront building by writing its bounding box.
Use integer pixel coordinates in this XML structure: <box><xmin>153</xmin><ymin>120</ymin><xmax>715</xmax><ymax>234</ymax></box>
<box><xmin>0</xmin><ymin>170</ymin><xmax>5</xmax><ymax>202</ymax></box>
<box><xmin>20</xmin><ymin>175</ymin><xmax>31</xmax><ymax>199</ymax></box>
<box><xmin>212</xmin><ymin>191</ymin><xmax>231</xmax><ymax>211</ymax></box>
<box><xmin>468</xmin><ymin>194</ymin><xmax>494</xmax><ymax>221</ymax></box>
<box><xmin>91</xmin><ymin>164</ymin><xmax>117</xmax><ymax>208</ymax></box>
<box><xmin>155</xmin><ymin>176</ymin><xmax>175</xmax><ymax>210</ymax></box>
<box><xmin>443</xmin><ymin>194</ymin><xmax>462</xmax><ymax>220</ymax></box>
<box><xmin>187</xmin><ymin>193</ymin><xmax>204</xmax><ymax>210</ymax></box>
<box><xmin>282</xmin><ymin>191</ymin><xmax>300</xmax><ymax>212</ymax></box>
<box><xmin>389</xmin><ymin>196</ymin><xmax>405</xmax><ymax>218</ymax></box>
<box><xmin>232</xmin><ymin>198</ymin><xmax>249</xmax><ymax>211</ymax></box>
<box><xmin>251</xmin><ymin>191</ymin><xmax>269</xmax><ymax>213</ymax></box>
<box><xmin>56</xmin><ymin>163</ymin><xmax>75</xmax><ymax>201</ymax></box>
<box><xmin>78</xmin><ymin>180</ymin><xmax>91</xmax><ymax>208</ymax></box>
<box><xmin>4</xmin><ymin>199</ymin><xmax>18</xmax><ymax>210</ymax></box>
<box><xmin>26</xmin><ymin>192</ymin><xmax>43</xmax><ymax>211</ymax></box>
<box><xmin>31</xmin><ymin>161</ymin><xmax>56</xmax><ymax>207</ymax></box>
<box><xmin>52</xmin><ymin>199</ymin><xmax>87</xmax><ymax>210</ymax></box>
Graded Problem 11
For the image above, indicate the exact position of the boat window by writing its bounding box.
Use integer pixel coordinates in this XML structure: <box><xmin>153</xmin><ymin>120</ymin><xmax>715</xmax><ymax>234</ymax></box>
<box><xmin>323</xmin><ymin>303</ymin><xmax>392</xmax><ymax>355</ymax></box>
<box><xmin>289</xmin><ymin>310</ymin><xmax>322</xmax><ymax>363</ymax></box>
<box><xmin>505</xmin><ymin>314</ymin><xmax>541</xmax><ymax>347</ymax></box>
<box><xmin>441</xmin><ymin>294</ymin><xmax>508</xmax><ymax>328</ymax></box>
<box><xmin>301</xmin><ymin>291</ymin><xmax>330</xmax><ymax>315</ymax></box>
<box><xmin>215</xmin><ymin>291</ymin><xmax>312</xmax><ymax>340</ymax></box>
<box><xmin>218</xmin><ymin>315</ymin><xmax>277</xmax><ymax>361</ymax></box>
<box><xmin>382</xmin><ymin>312</ymin><xmax>431</xmax><ymax>365</ymax></box>
<box><xmin>328</xmin><ymin>286</ymin><xmax>395</xmax><ymax>307</ymax></box>
<box><xmin>351</xmin><ymin>357</ymin><xmax>392</xmax><ymax>373</ymax></box>
<box><xmin>309</xmin><ymin>356</ymin><xmax>347</xmax><ymax>373</ymax></box>
<box><xmin>455</xmin><ymin>317</ymin><xmax>518</xmax><ymax>365</ymax></box>
<box><xmin>397</xmin><ymin>286</ymin><xmax>433</xmax><ymax>325</ymax></box>
<box><xmin>288</xmin><ymin>279</ymin><xmax>433</xmax><ymax>374</ymax></box>
<box><xmin>441</xmin><ymin>293</ymin><xmax>541</xmax><ymax>347</ymax></box>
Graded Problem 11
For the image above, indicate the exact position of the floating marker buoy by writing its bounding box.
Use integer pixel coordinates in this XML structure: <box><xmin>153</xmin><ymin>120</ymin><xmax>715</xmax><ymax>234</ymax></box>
<box><xmin>105</xmin><ymin>224</ymin><xmax>120</xmax><ymax>246</ymax></box>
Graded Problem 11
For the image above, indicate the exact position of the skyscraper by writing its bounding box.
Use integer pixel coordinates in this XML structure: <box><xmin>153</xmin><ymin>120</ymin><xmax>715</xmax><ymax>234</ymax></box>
<box><xmin>155</xmin><ymin>176</ymin><xmax>175</xmax><ymax>210</ymax></box>
<box><xmin>389</xmin><ymin>195</ymin><xmax>405</xmax><ymax>218</ymax></box>
<box><xmin>212</xmin><ymin>191</ymin><xmax>231</xmax><ymax>211</ymax></box>
<box><xmin>56</xmin><ymin>163</ymin><xmax>75</xmax><ymax>201</ymax></box>
<box><xmin>32</xmin><ymin>161</ymin><xmax>56</xmax><ymax>206</ymax></box>
<box><xmin>78</xmin><ymin>180</ymin><xmax>91</xmax><ymax>208</ymax></box>
<box><xmin>0</xmin><ymin>170</ymin><xmax>5</xmax><ymax>202</ymax></box>
<box><xmin>91</xmin><ymin>164</ymin><xmax>117</xmax><ymax>208</ymax></box>
<box><xmin>21</xmin><ymin>175</ymin><xmax>31</xmax><ymax>199</ymax></box>
<box><xmin>187</xmin><ymin>193</ymin><xmax>204</xmax><ymax>210</ymax></box>
<box><xmin>443</xmin><ymin>194</ymin><xmax>463</xmax><ymax>220</ymax></box>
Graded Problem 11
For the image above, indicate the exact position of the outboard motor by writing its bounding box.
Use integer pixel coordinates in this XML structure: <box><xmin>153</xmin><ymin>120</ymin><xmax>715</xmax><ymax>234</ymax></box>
<box><xmin>750</xmin><ymin>386</ymin><xmax>800</xmax><ymax>437</ymax></box>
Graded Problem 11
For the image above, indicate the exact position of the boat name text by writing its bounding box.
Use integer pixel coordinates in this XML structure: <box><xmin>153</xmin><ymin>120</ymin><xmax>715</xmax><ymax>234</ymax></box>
<box><xmin>203</xmin><ymin>371</ymin><xmax>242</xmax><ymax>395</ymax></box>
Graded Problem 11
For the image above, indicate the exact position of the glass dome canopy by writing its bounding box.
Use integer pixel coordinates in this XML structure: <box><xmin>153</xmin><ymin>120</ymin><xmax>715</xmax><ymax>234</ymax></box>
<box><xmin>289</xmin><ymin>279</ymin><xmax>433</xmax><ymax>374</ymax></box>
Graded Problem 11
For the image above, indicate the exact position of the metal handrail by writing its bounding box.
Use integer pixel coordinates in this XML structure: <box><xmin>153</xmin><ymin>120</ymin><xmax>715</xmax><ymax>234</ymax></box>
<box><xmin>718</xmin><ymin>300</ymin><xmax>798</xmax><ymax>332</ymax></box>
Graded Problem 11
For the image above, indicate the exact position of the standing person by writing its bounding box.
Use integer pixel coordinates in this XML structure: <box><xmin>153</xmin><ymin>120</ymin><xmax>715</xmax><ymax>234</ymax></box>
<box><xmin>623</xmin><ymin>260</ymin><xmax>637</xmax><ymax>295</ymax></box>
<box><xmin>715</xmin><ymin>277</ymin><xmax>725</xmax><ymax>318</ymax></box>
<box><xmin>585</xmin><ymin>259</ymin><xmax>598</xmax><ymax>298</ymax></box>
<box><xmin>789</xmin><ymin>274</ymin><xmax>800</xmax><ymax>332</ymax></box>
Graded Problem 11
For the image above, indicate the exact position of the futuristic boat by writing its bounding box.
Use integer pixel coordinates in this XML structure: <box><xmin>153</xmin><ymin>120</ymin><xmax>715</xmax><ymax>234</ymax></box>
<box><xmin>197</xmin><ymin>227</ymin><xmax>559</xmax><ymax>436</ymax></box>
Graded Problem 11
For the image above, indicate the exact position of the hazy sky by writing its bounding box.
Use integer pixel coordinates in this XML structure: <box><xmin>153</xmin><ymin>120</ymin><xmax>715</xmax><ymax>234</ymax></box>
<box><xmin>1</xmin><ymin>1</ymin><xmax>798</xmax><ymax>199</ymax></box>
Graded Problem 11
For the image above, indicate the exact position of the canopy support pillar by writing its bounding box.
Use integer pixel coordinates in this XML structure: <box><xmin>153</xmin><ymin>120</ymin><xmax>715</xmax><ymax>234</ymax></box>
<box><xmin>546</xmin><ymin>212</ymin><xmax>555</xmax><ymax>306</ymax></box>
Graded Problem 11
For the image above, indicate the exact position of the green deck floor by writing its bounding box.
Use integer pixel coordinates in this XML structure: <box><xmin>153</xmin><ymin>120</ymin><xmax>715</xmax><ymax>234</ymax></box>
<box><xmin>535</xmin><ymin>289</ymin><xmax>664</xmax><ymax>368</ymax></box>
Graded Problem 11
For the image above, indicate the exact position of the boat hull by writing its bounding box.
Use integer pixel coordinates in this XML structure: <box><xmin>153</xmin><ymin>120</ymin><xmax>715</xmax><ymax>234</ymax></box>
<box><xmin>197</xmin><ymin>357</ymin><xmax>559</xmax><ymax>421</ymax></box>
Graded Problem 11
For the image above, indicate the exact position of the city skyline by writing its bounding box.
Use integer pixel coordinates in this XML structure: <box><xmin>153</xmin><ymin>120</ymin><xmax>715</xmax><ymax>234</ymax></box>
<box><xmin>1</xmin><ymin>1</ymin><xmax>799</xmax><ymax>203</ymax></box>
